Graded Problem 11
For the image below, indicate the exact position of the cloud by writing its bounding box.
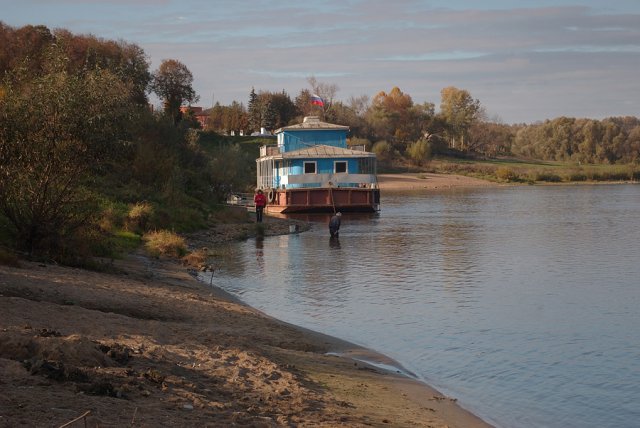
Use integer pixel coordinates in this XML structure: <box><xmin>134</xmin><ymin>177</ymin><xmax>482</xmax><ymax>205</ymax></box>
<box><xmin>3</xmin><ymin>1</ymin><xmax>640</xmax><ymax>122</ymax></box>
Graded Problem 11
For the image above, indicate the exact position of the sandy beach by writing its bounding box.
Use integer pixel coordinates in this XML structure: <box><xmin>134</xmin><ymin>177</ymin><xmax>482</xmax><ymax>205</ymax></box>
<box><xmin>377</xmin><ymin>173</ymin><xmax>495</xmax><ymax>191</ymax></box>
<box><xmin>1</xmin><ymin>173</ymin><xmax>494</xmax><ymax>427</ymax></box>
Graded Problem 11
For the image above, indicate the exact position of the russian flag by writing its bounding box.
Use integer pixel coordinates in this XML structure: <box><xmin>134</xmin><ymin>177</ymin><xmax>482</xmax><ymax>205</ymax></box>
<box><xmin>311</xmin><ymin>94</ymin><xmax>324</xmax><ymax>106</ymax></box>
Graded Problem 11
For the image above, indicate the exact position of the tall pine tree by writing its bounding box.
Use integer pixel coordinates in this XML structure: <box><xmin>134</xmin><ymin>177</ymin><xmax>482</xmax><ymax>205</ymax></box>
<box><xmin>248</xmin><ymin>87</ymin><xmax>261</xmax><ymax>132</ymax></box>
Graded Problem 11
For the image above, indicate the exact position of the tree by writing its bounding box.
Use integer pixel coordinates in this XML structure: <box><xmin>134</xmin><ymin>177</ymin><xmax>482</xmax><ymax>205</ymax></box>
<box><xmin>248</xmin><ymin>87</ymin><xmax>260</xmax><ymax>131</ymax></box>
<box><xmin>0</xmin><ymin>24</ymin><xmax>151</xmax><ymax>106</ymax></box>
<box><xmin>0</xmin><ymin>49</ymin><xmax>138</xmax><ymax>256</ymax></box>
<box><xmin>407</xmin><ymin>139</ymin><xmax>432</xmax><ymax>166</ymax></box>
<box><xmin>467</xmin><ymin>121</ymin><xmax>514</xmax><ymax>157</ymax></box>
<box><xmin>151</xmin><ymin>59</ymin><xmax>199</xmax><ymax>124</ymax></box>
<box><xmin>326</xmin><ymin>101</ymin><xmax>365</xmax><ymax>136</ymax></box>
<box><xmin>261</xmin><ymin>97</ymin><xmax>276</xmax><ymax>130</ymax></box>
<box><xmin>366</xmin><ymin>87</ymin><xmax>429</xmax><ymax>148</ymax></box>
<box><xmin>269</xmin><ymin>90</ymin><xmax>298</xmax><ymax>128</ymax></box>
<box><xmin>439</xmin><ymin>86</ymin><xmax>481</xmax><ymax>151</ymax></box>
<box><xmin>0</xmin><ymin>23</ymin><xmax>54</xmax><ymax>76</ymax></box>
<box><xmin>208</xmin><ymin>144</ymin><xmax>253</xmax><ymax>200</ymax></box>
<box><xmin>294</xmin><ymin>89</ymin><xmax>314</xmax><ymax>118</ymax></box>
<box><xmin>247</xmin><ymin>89</ymin><xmax>297</xmax><ymax>132</ymax></box>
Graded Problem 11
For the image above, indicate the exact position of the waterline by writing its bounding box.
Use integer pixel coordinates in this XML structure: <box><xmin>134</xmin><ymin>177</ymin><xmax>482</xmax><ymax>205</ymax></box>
<box><xmin>210</xmin><ymin>185</ymin><xmax>640</xmax><ymax>428</ymax></box>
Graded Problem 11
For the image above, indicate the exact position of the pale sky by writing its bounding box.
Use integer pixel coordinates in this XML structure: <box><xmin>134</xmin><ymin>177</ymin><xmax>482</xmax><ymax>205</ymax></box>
<box><xmin>3</xmin><ymin>0</ymin><xmax>639</xmax><ymax>123</ymax></box>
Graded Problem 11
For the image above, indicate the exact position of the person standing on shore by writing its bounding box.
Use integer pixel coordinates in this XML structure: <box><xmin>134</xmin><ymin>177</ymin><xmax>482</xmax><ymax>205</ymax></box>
<box><xmin>254</xmin><ymin>189</ymin><xmax>267</xmax><ymax>223</ymax></box>
<box><xmin>329</xmin><ymin>212</ymin><xmax>342</xmax><ymax>237</ymax></box>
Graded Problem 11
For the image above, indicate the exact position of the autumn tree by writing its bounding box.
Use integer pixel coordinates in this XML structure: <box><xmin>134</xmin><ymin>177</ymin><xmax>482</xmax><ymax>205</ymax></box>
<box><xmin>0</xmin><ymin>49</ymin><xmax>138</xmax><ymax>256</ymax></box>
<box><xmin>367</xmin><ymin>87</ymin><xmax>413</xmax><ymax>144</ymax></box>
<box><xmin>366</xmin><ymin>87</ymin><xmax>433</xmax><ymax>149</ymax></box>
<box><xmin>439</xmin><ymin>86</ymin><xmax>481</xmax><ymax>151</ymax></box>
<box><xmin>510</xmin><ymin>116</ymin><xmax>640</xmax><ymax>164</ymax></box>
<box><xmin>467</xmin><ymin>120</ymin><xmax>514</xmax><ymax>157</ymax></box>
<box><xmin>325</xmin><ymin>101</ymin><xmax>366</xmax><ymax>138</ymax></box>
<box><xmin>151</xmin><ymin>59</ymin><xmax>199</xmax><ymax>124</ymax></box>
<box><xmin>0</xmin><ymin>23</ymin><xmax>54</xmax><ymax>76</ymax></box>
<box><xmin>0</xmin><ymin>23</ymin><xmax>151</xmax><ymax>105</ymax></box>
<box><xmin>53</xmin><ymin>30</ymin><xmax>151</xmax><ymax>105</ymax></box>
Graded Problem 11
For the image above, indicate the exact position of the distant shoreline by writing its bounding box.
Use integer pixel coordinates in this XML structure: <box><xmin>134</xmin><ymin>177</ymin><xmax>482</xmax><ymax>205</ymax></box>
<box><xmin>377</xmin><ymin>172</ymin><xmax>497</xmax><ymax>191</ymax></box>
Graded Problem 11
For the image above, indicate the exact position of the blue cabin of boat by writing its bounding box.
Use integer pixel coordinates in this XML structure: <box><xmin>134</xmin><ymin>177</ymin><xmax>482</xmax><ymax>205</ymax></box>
<box><xmin>256</xmin><ymin>116</ymin><xmax>377</xmax><ymax>190</ymax></box>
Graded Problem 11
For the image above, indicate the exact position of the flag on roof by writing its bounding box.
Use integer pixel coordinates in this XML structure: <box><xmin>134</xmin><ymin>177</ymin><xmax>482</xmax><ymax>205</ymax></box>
<box><xmin>311</xmin><ymin>94</ymin><xmax>324</xmax><ymax>106</ymax></box>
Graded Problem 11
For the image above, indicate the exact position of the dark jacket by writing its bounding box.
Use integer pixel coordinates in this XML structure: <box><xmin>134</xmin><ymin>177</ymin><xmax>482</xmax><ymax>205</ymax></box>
<box><xmin>329</xmin><ymin>214</ymin><xmax>341</xmax><ymax>231</ymax></box>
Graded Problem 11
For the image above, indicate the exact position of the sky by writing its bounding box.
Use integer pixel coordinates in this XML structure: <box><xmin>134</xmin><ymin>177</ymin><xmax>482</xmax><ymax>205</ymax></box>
<box><xmin>2</xmin><ymin>0</ymin><xmax>639</xmax><ymax>123</ymax></box>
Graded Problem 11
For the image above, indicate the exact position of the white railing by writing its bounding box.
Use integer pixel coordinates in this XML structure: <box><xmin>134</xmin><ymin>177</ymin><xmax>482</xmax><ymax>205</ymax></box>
<box><xmin>285</xmin><ymin>173</ymin><xmax>376</xmax><ymax>185</ymax></box>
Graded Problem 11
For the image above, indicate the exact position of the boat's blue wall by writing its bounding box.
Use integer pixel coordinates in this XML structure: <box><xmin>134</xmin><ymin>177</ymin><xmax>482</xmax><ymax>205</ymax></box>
<box><xmin>280</xmin><ymin>129</ymin><xmax>347</xmax><ymax>152</ymax></box>
<box><xmin>289</xmin><ymin>158</ymin><xmax>357</xmax><ymax>175</ymax></box>
<box><xmin>284</xmin><ymin>158</ymin><xmax>361</xmax><ymax>188</ymax></box>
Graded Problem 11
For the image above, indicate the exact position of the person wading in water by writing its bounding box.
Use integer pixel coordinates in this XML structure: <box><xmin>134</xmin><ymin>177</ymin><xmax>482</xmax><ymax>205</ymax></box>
<box><xmin>329</xmin><ymin>212</ymin><xmax>342</xmax><ymax>237</ymax></box>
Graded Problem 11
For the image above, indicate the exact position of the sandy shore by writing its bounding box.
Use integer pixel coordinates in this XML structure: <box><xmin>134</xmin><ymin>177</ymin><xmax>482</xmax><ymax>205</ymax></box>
<box><xmin>1</xmin><ymin>173</ymin><xmax>495</xmax><ymax>427</ymax></box>
<box><xmin>378</xmin><ymin>172</ymin><xmax>495</xmax><ymax>191</ymax></box>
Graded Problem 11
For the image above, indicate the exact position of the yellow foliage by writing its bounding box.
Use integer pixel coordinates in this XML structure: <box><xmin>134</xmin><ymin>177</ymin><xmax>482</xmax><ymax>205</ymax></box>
<box><xmin>143</xmin><ymin>230</ymin><xmax>186</xmax><ymax>258</ymax></box>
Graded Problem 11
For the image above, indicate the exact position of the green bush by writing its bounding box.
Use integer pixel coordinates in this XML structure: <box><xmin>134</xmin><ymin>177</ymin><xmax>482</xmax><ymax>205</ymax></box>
<box><xmin>98</xmin><ymin>202</ymin><xmax>128</xmax><ymax>233</ymax></box>
<box><xmin>407</xmin><ymin>140</ymin><xmax>431</xmax><ymax>166</ymax></box>
<box><xmin>372</xmin><ymin>140</ymin><xmax>392</xmax><ymax>160</ymax></box>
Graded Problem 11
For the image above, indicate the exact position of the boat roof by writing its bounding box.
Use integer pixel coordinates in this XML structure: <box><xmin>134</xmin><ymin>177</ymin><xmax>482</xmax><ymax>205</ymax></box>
<box><xmin>259</xmin><ymin>144</ymin><xmax>376</xmax><ymax>160</ymax></box>
<box><xmin>275</xmin><ymin>116</ymin><xmax>349</xmax><ymax>133</ymax></box>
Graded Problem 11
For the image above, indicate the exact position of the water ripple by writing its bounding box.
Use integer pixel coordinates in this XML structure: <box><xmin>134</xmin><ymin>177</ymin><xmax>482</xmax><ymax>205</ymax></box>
<box><xmin>212</xmin><ymin>185</ymin><xmax>640</xmax><ymax>428</ymax></box>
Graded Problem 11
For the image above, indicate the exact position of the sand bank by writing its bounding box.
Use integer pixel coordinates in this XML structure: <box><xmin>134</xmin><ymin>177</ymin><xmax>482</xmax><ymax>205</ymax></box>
<box><xmin>378</xmin><ymin>172</ymin><xmax>495</xmax><ymax>191</ymax></box>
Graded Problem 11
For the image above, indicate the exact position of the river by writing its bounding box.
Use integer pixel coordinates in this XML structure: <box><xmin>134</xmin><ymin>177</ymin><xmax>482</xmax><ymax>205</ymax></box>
<box><xmin>203</xmin><ymin>184</ymin><xmax>640</xmax><ymax>428</ymax></box>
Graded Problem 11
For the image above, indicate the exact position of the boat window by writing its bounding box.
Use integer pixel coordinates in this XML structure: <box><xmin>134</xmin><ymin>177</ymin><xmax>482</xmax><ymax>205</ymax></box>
<box><xmin>304</xmin><ymin>161</ymin><xmax>316</xmax><ymax>174</ymax></box>
<box><xmin>334</xmin><ymin>161</ymin><xmax>347</xmax><ymax>173</ymax></box>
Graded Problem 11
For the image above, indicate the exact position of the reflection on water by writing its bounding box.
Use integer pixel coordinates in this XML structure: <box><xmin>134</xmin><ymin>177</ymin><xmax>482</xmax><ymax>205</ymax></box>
<box><xmin>207</xmin><ymin>185</ymin><xmax>640</xmax><ymax>428</ymax></box>
<box><xmin>254</xmin><ymin>237</ymin><xmax>265</xmax><ymax>275</ymax></box>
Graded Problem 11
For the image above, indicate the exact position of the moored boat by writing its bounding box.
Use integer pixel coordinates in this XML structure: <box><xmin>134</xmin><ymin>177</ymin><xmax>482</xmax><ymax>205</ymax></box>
<box><xmin>256</xmin><ymin>116</ymin><xmax>380</xmax><ymax>213</ymax></box>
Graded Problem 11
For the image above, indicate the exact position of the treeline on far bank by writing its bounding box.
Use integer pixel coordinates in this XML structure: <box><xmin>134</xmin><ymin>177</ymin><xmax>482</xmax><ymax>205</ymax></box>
<box><xmin>210</xmin><ymin>83</ymin><xmax>640</xmax><ymax>170</ymax></box>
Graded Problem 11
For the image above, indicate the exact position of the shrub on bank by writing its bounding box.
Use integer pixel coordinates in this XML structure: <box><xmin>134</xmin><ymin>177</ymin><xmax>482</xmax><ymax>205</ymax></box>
<box><xmin>126</xmin><ymin>202</ymin><xmax>154</xmax><ymax>233</ymax></box>
<box><xmin>143</xmin><ymin>230</ymin><xmax>187</xmax><ymax>258</ymax></box>
<box><xmin>495</xmin><ymin>167</ymin><xmax>518</xmax><ymax>182</ymax></box>
<box><xmin>568</xmin><ymin>172</ymin><xmax>588</xmax><ymax>182</ymax></box>
<box><xmin>533</xmin><ymin>172</ymin><xmax>562</xmax><ymax>182</ymax></box>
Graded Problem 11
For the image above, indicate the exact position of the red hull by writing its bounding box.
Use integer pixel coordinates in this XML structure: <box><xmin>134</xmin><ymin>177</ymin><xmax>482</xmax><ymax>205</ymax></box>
<box><xmin>265</xmin><ymin>187</ymin><xmax>380</xmax><ymax>213</ymax></box>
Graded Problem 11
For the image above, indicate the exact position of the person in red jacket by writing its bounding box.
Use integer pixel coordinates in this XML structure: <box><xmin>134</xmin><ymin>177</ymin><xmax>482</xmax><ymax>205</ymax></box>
<box><xmin>254</xmin><ymin>189</ymin><xmax>267</xmax><ymax>222</ymax></box>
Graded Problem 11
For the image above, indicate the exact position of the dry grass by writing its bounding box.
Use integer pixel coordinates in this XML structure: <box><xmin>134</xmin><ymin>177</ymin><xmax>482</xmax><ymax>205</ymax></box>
<box><xmin>126</xmin><ymin>202</ymin><xmax>154</xmax><ymax>233</ymax></box>
<box><xmin>142</xmin><ymin>230</ymin><xmax>187</xmax><ymax>258</ymax></box>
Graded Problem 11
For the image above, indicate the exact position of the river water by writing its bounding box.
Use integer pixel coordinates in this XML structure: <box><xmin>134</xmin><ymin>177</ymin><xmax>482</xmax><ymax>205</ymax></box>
<box><xmin>204</xmin><ymin>184</ymin><xmax>640</xmax><ymax>428</ymax></box>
